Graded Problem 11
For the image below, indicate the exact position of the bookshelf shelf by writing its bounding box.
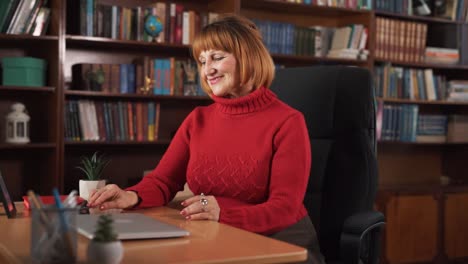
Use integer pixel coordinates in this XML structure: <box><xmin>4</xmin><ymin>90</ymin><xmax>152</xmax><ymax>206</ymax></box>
<box><xmin>379</xmin><ymin>183</ymin><xmax>468</xmax><ymax>192</ymax></box>
<box><xmin>367</xmin><ymin>6</ymin><xmax>468</xmax><ymax>261</ymax></box>
<box><xmin>242</xmin><ymin>0</ymin><xmax>371</xmax><ymax>16</ymax></box>
<box><xmin>0</xmin><ymin>34</ymin><xmax>59</xmax><ymax>42</ymax></box>
<box><xmin>375</xmin><ymin>59</ymin><xmax>468</xmax><ymax>70</ymax></box>
<box><xmin>65</xmin><ymin>35</ymin><xmax>190</xmax><ymax>53</ymax></box>
<box><xmin>375</xmin><ymin>10</ymin><xmax>464</xmax><ymax>24</ymax></box>
<box><xmin>378</xmin><ymin>97</ymin><xmax>468</xmax><ymax>106</ymax></box>
<box><xmin>65</xmin><ymin>90</ymin><xmax>211</xmax><ymax>101</ymax></box>
<box><xmin>273</xmin><ymin>54</ymin><xmax>369</xmax><ymax>66</ymax></box>
<box><xmin>0</xmin><ymin>0</ymin><xmax>62</xmax><ymax>200</ymax></box>
<box><xmin>0</xmin><ymin>86</ymin><xmax>55</xmax><ymax>93</ymax></box>
<box><xmin>378</xmin><ymin>140</ymin><xmax>468</xmax><ymax>146</ymax></box>
<box><xmin>0</xmin><ymin>143</ymin><xmax>56</xmax><ymax>150</ymax></box>
<box><xmin>65</xmin><ymin>140</ymin><xmax>172</xmax><ymax>146</ymax></box>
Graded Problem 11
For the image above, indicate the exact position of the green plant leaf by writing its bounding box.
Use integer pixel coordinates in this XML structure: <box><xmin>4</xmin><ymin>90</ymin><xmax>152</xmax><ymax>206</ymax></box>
<box><xmin>76</xmin><ymin>152</ymin><xmax>110</xmax><ymax>181</ymax></box>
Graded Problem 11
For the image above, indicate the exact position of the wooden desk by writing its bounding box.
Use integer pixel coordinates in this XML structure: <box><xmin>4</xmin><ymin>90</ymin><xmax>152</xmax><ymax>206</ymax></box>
<box><xmin>0</xmin><ymin>204</ymin><xmax>307</xmax><ymax>263</ymax></box>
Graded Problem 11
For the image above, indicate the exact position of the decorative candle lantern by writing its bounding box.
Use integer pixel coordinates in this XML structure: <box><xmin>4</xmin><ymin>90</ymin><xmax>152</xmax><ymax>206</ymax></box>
<box><xmin>5</xmin><ymin>103</ymin><xmax>30</xmax><ymax>144</ymax></box>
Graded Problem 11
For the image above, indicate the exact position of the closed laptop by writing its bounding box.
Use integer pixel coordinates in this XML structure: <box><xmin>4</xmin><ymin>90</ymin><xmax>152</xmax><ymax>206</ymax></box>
<box><xmin>76</xmin><ymin>213</ymin><xmax>189</xmax><ymax>240</ymax></box>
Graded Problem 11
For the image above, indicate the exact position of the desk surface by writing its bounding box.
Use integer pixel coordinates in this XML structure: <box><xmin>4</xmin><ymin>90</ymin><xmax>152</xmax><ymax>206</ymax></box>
<box><xmin>0</xmin><ymin>204</ymin><xmax>307</xmax><ymax>263</ymax></box>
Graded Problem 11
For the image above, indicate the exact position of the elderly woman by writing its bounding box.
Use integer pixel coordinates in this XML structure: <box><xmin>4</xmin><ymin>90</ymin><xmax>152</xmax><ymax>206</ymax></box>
<box><xmin>88</xmin><ymin>14</ymin><xmax>324</xmax><ymax>264</ymax></box>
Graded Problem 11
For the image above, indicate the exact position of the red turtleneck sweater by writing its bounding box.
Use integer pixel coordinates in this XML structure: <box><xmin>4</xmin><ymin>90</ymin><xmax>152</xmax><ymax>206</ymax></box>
<box><xmin>127</xmin><ymin>87</ymin><xmax>311</xmax><ymax>235</ymax></box>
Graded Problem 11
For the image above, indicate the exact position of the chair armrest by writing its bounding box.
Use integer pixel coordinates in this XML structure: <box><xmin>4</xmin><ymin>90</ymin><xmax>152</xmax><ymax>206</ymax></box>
<box><xmin>340</xmin><ymin>211</ymin><xmax>385</xmax><ymax>264</ymax></box>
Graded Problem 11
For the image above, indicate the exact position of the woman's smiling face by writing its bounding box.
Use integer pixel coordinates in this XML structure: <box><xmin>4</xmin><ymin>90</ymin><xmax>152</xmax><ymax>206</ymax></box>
<box><xmin>198</xmin><ymin>50</ymin><xmax>253</xmax><ymax>98</ymax></box>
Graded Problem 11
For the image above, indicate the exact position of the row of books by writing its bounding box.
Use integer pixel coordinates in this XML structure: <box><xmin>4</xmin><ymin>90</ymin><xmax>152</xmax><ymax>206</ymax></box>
<box><xmin>64</xmin><ymin>100</ymin><xmax>160</xmax><ymax>142</ymax></box>
<box><xmin>374</xmin><ymin>0</ymin><xmax>415</xmax><ymax>15</ymax></box>
<box><xmin>282</xmin><ymin>0</ymin><xmax>372</xmax><ymax>9</ymax></box>
<box><xmin>68</xmin><ymin>0</ymin><xmax>219</xmax><ymax>45</ymax></box>
<box><xmin>374</xmin><ymin>64</ymin><xmax>447</xmax><ymax>100</ymax></box>
<box><xmin>425</xmin><ymin>46</ymin><xmax>460</xmax><ymax>64</ymax></box>
<box><xmin>72</xmin><ymin>63</ymin><xmax>137</xmax><ymax>94</ymax></box>
<box><xmin>418</xmin><ymin>115</ymin><xmax>448</xmax><ymax>136</ymax></box>
<box><xmin>327</xmin><ymin>24</ymin><xmax>369</xmax><ymax>60</ymax></box>
<box><xmin>375</xmin><ymin>17</ymin><xmax>428</xmax><ymax>63</ymax></box>
<box><xmin>293</xmin><ymin>25</ymin><xmax>332</xmax><ymax>57</ymax></box>
<box><xmin>375</xmin><ymin>0</ymin><xmax>468</xmax><ymax>22</ymax></box>
<box><xmin>252</xmin><ymin>18</ymin><xmax>368</xmax><ymax>59</ymax></box>
<box><xmin>377</xmin><ymin>103</ymin><xmax>420</xmax><ymax>142</ymax></box>
<box><xmin>446</xmin><ymin>80</ymin><xmax>468</xmax><ymax>101</ymax></box>
<box><xmin>135</xmin><ymin>57</ymin><xmax>204</xmax><ymax>96</ymax></box>
<box><xmin>0</xmin><ymin>0</ymin><xmax>50</xmax><ymax>35</ymax></box>
<box><xmin>71</xmin><ymin>59</ymin><xmax>205</xmax><ymax>97</ymax></box>
<box><xmin>417</xmin><ymin>114</ymin><xmax>448</xmax><ymax>143</ymax></box>
<box><xmin>377</xmin><ymin>102</ymin><xmax>468</xmax><ymax>143</ymax></box>
<box><xmin>377</xmin><ymin>103</ymin><xmax>449</xmax><ymax>142</ymax></box>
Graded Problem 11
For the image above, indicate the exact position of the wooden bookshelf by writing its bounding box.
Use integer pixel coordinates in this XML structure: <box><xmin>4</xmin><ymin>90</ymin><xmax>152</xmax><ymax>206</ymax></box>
<box><xmin>374</xmin><ymin>4</ymin><xmax>468</xmax><ymax>263</ymax></box>
<box><xmin>0</xmin><ymin>143</ymin><xmax>56</xmax><ymax>149</ymax></box>
<box><xmin>375</xmin><ymin>10</ymin><xmax>465</xmax><ymax>25</ymax></box>
<box><xmin>65</xmin><ymin>90</ymin><xmax>210</xmax><ymax>101</ymax></box>
<box><xmin>0</xmin><ymin>0</ymin><xmax>63</xmax><ymax>202</ymax></box>
<box><xmin>0</xmin><ymin>85</ymin><xmax>55</xmax><ymax>92</ymax></box>
<box><xmin>379</xmin><ymin>184</ymin><xmax>468</xmax><ymax>192</ymax></box>
<box><xmin>378</xmin><ymin>97</ymin><xmax>468</xmax><ymax>106</ymax></box>
<box><xmin>241</xmin><ymin>0</ymin><xmax>371</xmax><ymax>16</ymax></box>
<box><xmin>0</xmin><ymin>34</ymin><xmax>59</xmax><ymax>41</ymax></box>
<box><xmin>65</xmin><ymin>140</ymin><xmax>172</xmax><ymax>146</ymax></box>
<box><xmin>1</xmin><ymin>0</ymin><xmax>467</xmax><ymax>263</ymax></box>
<box><xmin>378</xmin><ymin>140</ymin><xmax>468</xmax><ymax>146</ymax></box>
<box><xmin>374</xmin><ymin>59</ymin><xmax>468</xmax><ymax>70</ymax></box>
<box><xmin>272</xmin><ymin>53</ymin><xmax>369</xmax><ymax>66</ymax></box>
<box><xmin>66</xmin><ymin>35</ymin><xmax>190</xmax><ymax>52</ymax></box>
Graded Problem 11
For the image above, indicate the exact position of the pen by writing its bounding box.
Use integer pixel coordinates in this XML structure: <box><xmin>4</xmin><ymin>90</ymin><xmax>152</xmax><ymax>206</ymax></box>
<box><xmin>27</xmin><ymin>190</ymin><xmax>50</xmax><ymax>229</ymax></box>
<box><xmin>52</xmin><ymin>188</ymin><xmax>76</xmax><ymax>260</ymax></box>
<box><xmin>63</xmin><ymin>190</ymin><xmax>78</xmax><ymax>208</ymax></box>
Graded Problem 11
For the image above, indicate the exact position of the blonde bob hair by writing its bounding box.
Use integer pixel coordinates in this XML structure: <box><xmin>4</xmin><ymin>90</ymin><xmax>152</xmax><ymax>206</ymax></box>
<box><xmin>191</xmin><ymin>14</ymin><xmax>275</xmax><ymax>95</ymax></box>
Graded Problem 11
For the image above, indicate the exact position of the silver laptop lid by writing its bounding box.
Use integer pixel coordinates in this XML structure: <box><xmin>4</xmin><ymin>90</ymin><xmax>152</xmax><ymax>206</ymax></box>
<box><xmin>76</xmin><ymin>213</ymin><xmax>189</xmax><ymax>240</ymax></box>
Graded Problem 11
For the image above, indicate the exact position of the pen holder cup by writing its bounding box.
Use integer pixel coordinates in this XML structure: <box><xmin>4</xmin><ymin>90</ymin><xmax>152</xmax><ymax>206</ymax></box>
<box><xmin>31</xmin><ymin>207</ymin><xmax>79</xmax><ymax>264</ymax></box>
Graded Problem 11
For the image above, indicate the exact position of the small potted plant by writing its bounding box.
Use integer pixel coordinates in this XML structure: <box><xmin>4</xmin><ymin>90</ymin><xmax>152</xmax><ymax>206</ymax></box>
<box><xmin>77</xmin><ymin>151</ymin><xmax>110</xmax><ymax>200</ymax></box>
<box><xmin>87</xmin><ymin>214</ymin><xmax>123</xmax><ymax>264</ymax></box>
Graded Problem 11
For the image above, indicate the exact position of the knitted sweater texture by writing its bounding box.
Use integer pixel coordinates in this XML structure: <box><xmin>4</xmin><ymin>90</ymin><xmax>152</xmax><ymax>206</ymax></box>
<box><xmin>127</xmin><ymin>87</ymin><xmax>311</xmax><ymax>235</ymax></box>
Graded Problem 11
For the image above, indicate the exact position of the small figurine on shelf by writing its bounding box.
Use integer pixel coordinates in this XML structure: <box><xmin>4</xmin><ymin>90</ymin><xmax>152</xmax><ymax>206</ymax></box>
<box><xmin>140</xmin><ymin>75</ymin><xmax>155</xmax><ymax>95</ymax></box>
<box><xmin>5</xmin><ymin>103</ymin><xmax>30</xmax><ymax>144</ymax></box>
<box><xmin>87</xmin><ymin>214</ymin><xmax>123</xmax><ymax>264</ymax></box>
<box><xmin>144</xmin><ymin>14</ymin><xmax>163</xmax><ymax>43</ymax></box>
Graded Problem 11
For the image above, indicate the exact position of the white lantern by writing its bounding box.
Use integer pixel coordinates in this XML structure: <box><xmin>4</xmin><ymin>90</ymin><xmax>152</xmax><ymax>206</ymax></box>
<box><xmin>5</xmin><ymin>103</ymin><xmax>30</xmax><ymax>144</ymax></box>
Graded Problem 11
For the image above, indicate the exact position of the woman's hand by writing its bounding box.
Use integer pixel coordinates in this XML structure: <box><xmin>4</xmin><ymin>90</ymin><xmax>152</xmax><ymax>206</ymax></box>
<box><xmin>180</xmin><ymin>194</ymin><xmax>220</xmax><ymax>221</ymax></box>
<box><xmin>87</xmin><ymin>184</ymin><xmax>139</xmax><ymax>210</ymax></box>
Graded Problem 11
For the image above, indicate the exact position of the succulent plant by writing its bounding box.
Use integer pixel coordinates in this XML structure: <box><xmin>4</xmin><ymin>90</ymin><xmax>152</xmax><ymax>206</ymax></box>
<box><xmin>92</xmin><ymin>214</ymin><xmax>118</xmax><ymax>242</ymax></box>
<box><xmin>76</xmin><ymin>152</ymin><xmax>110</xmax><ymax>181</ymax></box>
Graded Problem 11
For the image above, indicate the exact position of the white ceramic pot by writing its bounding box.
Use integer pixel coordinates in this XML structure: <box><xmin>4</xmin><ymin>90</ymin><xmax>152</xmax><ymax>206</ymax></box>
<box><xmin>87</xmin><ymin>240</ymin><xmax>123</xmax><ymax>264</ymax></box>
<box><xmin>79</xmin><ymin>179</ymin><xmax>106</xmax><ymax>200</ymax></box>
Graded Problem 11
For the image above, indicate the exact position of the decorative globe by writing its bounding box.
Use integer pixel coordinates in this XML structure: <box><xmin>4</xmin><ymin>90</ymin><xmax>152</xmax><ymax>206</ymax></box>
<box><xmin>144</xmin><ymin>15</ymin><xmax>163</xmax><ymax>40</ymax></box>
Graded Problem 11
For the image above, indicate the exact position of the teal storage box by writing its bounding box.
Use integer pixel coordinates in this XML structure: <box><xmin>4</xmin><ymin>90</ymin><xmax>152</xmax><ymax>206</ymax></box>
<box><xmin>2</xmin><ymin>57</ymin><xmax>46</xmax><ymax>87</ymax></box>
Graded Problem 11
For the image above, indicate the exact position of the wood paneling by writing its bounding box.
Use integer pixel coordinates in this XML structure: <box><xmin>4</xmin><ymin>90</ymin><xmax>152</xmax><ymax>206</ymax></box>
<box><xmin>444</xmin><ymin>193</ymin><xmax>468</xmax><ymax>259</ymax></box>
<box><xmin>443</xmin><ymin>147</ymin><xmax>468</xmax><ymax>185</ymax></box>
<box><xmin>385</xmin><ymin>195</ymin><xmax>438</xmax><ymax>263</ymax></box>
<box><xmin>378</xmin><ymin>144</ymin><xmax>442</xmax><ymax>186</ymax></box>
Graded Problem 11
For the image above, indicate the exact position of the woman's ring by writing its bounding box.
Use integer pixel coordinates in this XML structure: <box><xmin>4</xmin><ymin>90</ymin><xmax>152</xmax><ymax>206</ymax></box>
<box><xmin>200</xmin><ymin>193</ymin><xmax>208</xmax><ymax>207</ymax></box>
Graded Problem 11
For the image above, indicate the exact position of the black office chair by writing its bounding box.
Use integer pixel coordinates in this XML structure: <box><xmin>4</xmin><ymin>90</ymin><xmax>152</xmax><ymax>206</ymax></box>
<box><xmin>270</xmin><ymin>66</ymin><xmax>385</xmax><ymax>264</ymax></box>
